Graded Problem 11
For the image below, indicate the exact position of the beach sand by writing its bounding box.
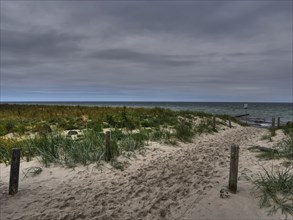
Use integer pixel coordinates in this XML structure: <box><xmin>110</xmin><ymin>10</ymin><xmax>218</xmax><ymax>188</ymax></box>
<box><xmin>0</xmin><ymin>125</ymin><xmax>292</xmax><ymax>220</ymax></box>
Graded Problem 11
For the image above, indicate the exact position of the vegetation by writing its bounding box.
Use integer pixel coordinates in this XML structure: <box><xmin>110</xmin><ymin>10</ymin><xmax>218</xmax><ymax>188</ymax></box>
<box><xmin>253</xmin><ymin>166</ymin><xmax>293</xmax><ymax>218</ymax></box>
<box><xmin>260</xmin><ymin>134</ymin><xmax>273</xmax><ymax>142</ymax></box>
<box><xmin>257</xmin><ymin>132</ymin><xmax>293</xmax><ymax>160</ymax></box>
<box><xmin>251</xmin><ymin>122</ymin><xmax>293</xmax><ymax>217</ymax></box>
<box><xmin>269</xmin><ymin>127</ymin><xmax>276</xmax><ymax>137</ymax></box>
<box><xmin>0</xmin><ymin>104</ymin><xmax>233</xmax><ymax>167</ymax></box>
<box><xmin>282</xmin><ymin>122</ymin><xmax>293</xmax><ymax>135</ymax></box>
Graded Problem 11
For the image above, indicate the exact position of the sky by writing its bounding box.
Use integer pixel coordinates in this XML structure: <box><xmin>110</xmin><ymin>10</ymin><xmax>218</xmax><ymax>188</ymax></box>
<box><xmin>1</xmin><ymin>0</ymin><xmax>292</xmax><ymax>102</ymax></box>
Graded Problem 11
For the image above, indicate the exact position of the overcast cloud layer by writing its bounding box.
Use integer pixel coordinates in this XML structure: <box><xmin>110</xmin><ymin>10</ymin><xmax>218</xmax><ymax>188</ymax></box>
<box><xmin>1</xmin><ymin>1</ymin><xmax>292</xmax><ymax>102</ymax></box>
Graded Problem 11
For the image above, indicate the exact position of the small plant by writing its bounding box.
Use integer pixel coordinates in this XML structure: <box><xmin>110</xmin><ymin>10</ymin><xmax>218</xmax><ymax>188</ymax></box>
<box><xmin>257</xmin><ymin>133</ymin><xmax>293</xmax><ymax>160</ymax></box>
<box><xmin>119</xmin><ymin>131</ymin><xmax>147</xmax><ymax>152</ymax></box>
<box><xmin>22</xmin><ymin>166</ymin><xmax>43</xmax><ymax>178</ymax></box>
<box><xmin>33</xmin><ymin>124</ymin><xmax>52</xmax><ymax>136</ymax></box>
<box><xmin>282</xmin><ymin>122</ymin><xmax>293</xmax><ymax>135</ymax></box>
<box><xmin>175</xmin><ymin>120</ymin><xmax>194</xmax><ymax>142</ymax></box>
<box><xmin>110</xmin><ymin>159</ymin><xmax>125</xmax><ymax>171</ymax></box>
<box><xmin>87</xmin><ymin>121</ymin><xmax>102</xmax><ymax>132</ymax></box>
<box><xmin>4</xmin><ymin>120</ymin><xmax>16</xmax><ymax>134</ymax></box>
<box><xmin>151</xmin><ymin>128</ymin><xmax>175</xmax><ymax>144</ymax></box>
<box><xmin>195</xmin><ymin>119</ymin><xmax>214</xmax><ymax>134</ymax></box>
<box><xmin>269</xmin><ymin>128</ymin><xmax>276</xmax><ymax>137</ymax></box>
<box><xmin>252</xmin><ymin>166</ymin><xmax>293</xmax><ymax>218</ymax></box>
<box><xmin>0</xmin><ymin>138</ymin><xmax>25</xmax><ymax>165</ymax></box>
<box><xmin>275</xmin><ymin>132</ymin><xmax>293</xmax><ymax>160</ymax></box>
<box><xmin>261</xmin><ymin>134</ymin><xmax>272</xmax><ymax>142</ymax></box>
<box><xmin>256</xmin><ymin>150</ymin><xmax>280</xmax><ymax>160</ymax></box>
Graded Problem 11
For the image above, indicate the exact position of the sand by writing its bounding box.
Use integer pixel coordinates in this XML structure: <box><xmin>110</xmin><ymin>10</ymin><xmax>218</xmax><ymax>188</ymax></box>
<box><xmin>0</xmin><ymin>125</ymin><xmax>292</xmax><ymax>220</ymax></box>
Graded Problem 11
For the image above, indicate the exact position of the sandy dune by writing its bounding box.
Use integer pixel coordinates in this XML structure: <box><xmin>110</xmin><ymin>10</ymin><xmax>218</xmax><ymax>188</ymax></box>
<box><xmin>0</xmin><ymin>126</ymin><xmax>291</xmax><ymax>220</ymax></box>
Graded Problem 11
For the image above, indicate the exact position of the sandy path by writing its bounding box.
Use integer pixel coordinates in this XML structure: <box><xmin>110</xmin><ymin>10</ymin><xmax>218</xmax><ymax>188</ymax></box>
<box><xmin>182</xmin><ymin>129</ymin><xmax>291</xmax><ymax>220</ymax></box>
<box><xmin>0</xmin><ymin>126</ymin><xmax>290</xmax><ymax>220</ymax></box>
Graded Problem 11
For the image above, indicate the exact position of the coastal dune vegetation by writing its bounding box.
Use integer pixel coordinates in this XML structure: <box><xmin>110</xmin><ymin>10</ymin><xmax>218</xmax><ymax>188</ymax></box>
<box><xmin>0</xmin><ymin>104</ymin><xmax>232</xmax><ymax>166</ymax></box>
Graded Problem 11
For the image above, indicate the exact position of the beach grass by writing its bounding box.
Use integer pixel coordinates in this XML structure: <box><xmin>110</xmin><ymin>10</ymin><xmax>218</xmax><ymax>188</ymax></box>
<box><xmin>0</xmin><ymin>104</ymin><xmax>233</xmax><ymax>167</ymax></box>
<box><xmin>253</xmin><ymin>166</ymin><xmax>293</xmax><ymax>217</ymax></box>
<box><xmin>257</xmin><ymin>132</ymin><xmax>293</xmax><ymax>160</ymax></box>
<box><xmin>282</xmin><ymin>122</ymin><xmax>293</xmax><ymax>135</ymax></box>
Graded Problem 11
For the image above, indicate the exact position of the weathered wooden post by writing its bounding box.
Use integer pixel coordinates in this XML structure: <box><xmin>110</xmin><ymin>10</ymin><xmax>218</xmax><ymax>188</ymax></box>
<box><xmin>9</xmin><ymin>148</ymin><xmax>21</xmax><ymax>195</ymax></box>
<box><xmin>105</xmin><ymin>131</ymin><xmax>112</xmax><ymax>162</ymax></box>
<box><xmin>228</xmin><ymin>118</ymin><xmax>232</xmax><ymax>128</ymax></box>
<box><xmin>272</xmin><ymin>117</ymin><xmax>275</xmax><ymax>129</ymax></box>
<box><xmin>277</xmin><ymin>117</ymin><xmax>281</xmax><ymax>129</ymax></box>
<box><xmin>229</xmin><ymin>144</ymin><xmax>239</xmax><ymax>193</ymax></box>
<box><xmin>212</xmin><ymin>116</ymin><xmax>216</xmax><ymax>130</ymax></box>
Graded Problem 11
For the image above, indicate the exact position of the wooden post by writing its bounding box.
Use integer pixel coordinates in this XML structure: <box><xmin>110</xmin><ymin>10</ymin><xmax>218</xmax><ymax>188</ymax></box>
<box><xmin>105</xmin><ymin>131</ymin><xmax>112</xmax><ymax>162</ymax></box>
<box><xmin>277</xmin><ymin>117</ymin><xmax>281</xmax><ymax>129</ymax></box>
<box><xmin>272</xmin><ymin>117</ymin><xmax>275</xmax><ymax>129</ymax></box>
<box><xmin>229</xmin><ymin>144</ymin><xmax>239</xmax><ymax>193</ymax></box>
<box><xmin>9</xmin><ymin>148</ymin><xmax>21</xmax><ymax>195</ymax></box>
<box><xmin>228</xmin><ymin>118</ymin><xmax>232</xmax><ymax>128</ymax></box>
<box><xmin>212</xmin><ymin>116</ymin><xmax>216</xmax><ymax>130</ymax></box>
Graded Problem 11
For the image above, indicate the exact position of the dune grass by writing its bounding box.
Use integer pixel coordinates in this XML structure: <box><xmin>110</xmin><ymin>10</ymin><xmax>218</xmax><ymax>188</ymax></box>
<box><xmin>257</xmin><ymin>132</ymin><xmax>293</xmax><ymax>160</ymax></box>
<box><xmin>0</xmin><ymin>104</ymin><xmax>233</xmax><ymax>167</ymax></box>
<box><xmin>253</xmin><ymin>166</ymin><xmax>293</xmax><ymax>218</ymax></box>
<box><xmin>282</xmin><ymin>122</ymin><xmax>293</xmax><ymax>135</ymax></box>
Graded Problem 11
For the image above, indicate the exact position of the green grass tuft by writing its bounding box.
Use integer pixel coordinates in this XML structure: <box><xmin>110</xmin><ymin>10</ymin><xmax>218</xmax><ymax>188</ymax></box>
<box><xmin>252</xmin><ymin>166</ymin><xmax>293</xmax><ymax>218</ymax></box>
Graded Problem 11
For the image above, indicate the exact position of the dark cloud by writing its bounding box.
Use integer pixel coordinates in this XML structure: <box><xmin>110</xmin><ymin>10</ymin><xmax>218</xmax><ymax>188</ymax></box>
<box><xmin>2</xmin><ymin>29</ymin><xmax>83</xmax><ymax>57</ymax></box>
<box><xmin>0</xmin><ymin>1</ymin><xmax>292</xmax><ymax>102</ymax></box>
<box><xmin>89</xmin><ymin>48</ymin><xmax>197</xmax><ymax>67</ymax></box>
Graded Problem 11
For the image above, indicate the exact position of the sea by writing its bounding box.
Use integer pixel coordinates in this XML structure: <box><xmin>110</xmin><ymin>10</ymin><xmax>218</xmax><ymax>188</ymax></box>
<box><xmin>4</xmin><ymin>102</ymin><xmax>293</xmax><ymax>126</ymax></box>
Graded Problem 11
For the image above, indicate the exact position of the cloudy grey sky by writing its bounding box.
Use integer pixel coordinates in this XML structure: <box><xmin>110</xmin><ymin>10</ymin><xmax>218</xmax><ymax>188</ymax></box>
<box><xmin>1</xmin><ymin>0</ymin><xmax>292</xmax><ymax>102</ymax></box>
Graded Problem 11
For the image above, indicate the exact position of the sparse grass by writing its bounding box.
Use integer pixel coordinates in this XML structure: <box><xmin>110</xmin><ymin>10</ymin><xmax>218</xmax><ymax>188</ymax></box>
<box><xmin>22</xmin><ymin>166</ymin><xmax>43</xmax><ymax>178</ymax></box>
<box><xmin>275</xmin><ymin>133</ymin><xmax>293</xmax><ymax>160</ymax></box>
<box><xmin>261</xmin><ymin>134</ymin><xmax>273</xmax><ymax>142</ymax></box>
<box><xmin>110</xmin><ymin>159</ymin><xmax>126</xmax><ymax>171</ymax></box>
<box><xmin>195</xmin><ymin>118</ymin><xmax>215</xmax><ymax>134</ymax></box>
<box><xmin>252</xmin><ymin>166</ymin><xmax>293</xmax><ymax>218</ymax></box>
<box><xmin>256</xmin><ymin>150</ymin><xmax>280</xmax><ymax>160</ymax></box>
<box><xmin>269</xmin><ymin>128</ymin><xmax>276</xmax><ymax>137</ymax></box>
<box><xmin>282</xmin><ymin>122</ymin><xmax>293</xmax><ymax>135</ymax></box>
<box><xmin>257</xmin><ymin>133</ymin><xmax>293</xmax><ymax>160</ymax></box>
